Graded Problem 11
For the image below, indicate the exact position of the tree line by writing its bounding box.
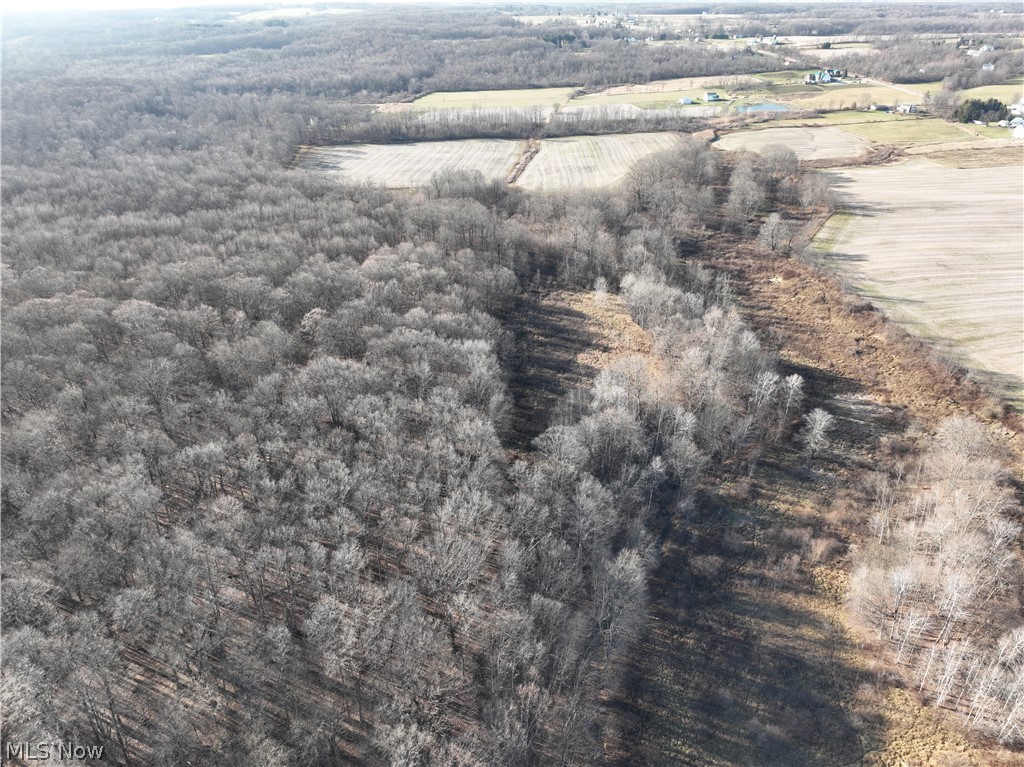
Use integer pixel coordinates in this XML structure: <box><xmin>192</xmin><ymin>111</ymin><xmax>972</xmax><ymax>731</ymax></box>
<box><xmin>301</xmin><ymin>105</ymin><xmax>721</xmax><ymax>147</ymax></box>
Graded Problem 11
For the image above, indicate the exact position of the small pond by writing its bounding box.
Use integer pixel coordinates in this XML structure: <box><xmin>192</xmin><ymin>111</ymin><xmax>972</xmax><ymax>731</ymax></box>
<box><xmin>735</xmin><ymin>102</ymin><xmax>790</xmax><ymax>113</ymax></box>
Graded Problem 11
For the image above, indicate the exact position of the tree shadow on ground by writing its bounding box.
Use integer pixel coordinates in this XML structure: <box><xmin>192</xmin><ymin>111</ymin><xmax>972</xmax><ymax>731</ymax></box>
<box><xmin>613</xmin><ymin>367</ymin><xmax>909</xmax><ymax>766</ymax></box>
<box><xmin>505</xmin><ymin>289</ymin><xmax>604</xmax><ymax>451</ymax></box>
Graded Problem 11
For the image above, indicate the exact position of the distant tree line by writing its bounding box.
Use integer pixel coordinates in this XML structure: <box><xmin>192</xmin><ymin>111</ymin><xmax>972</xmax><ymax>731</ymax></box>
<box><xmin>302</xmin><ymin>106</ymin><xmax>719</xmax><ymax>146</ymax></box>
<box><xmin>668</xmin><ymin>2</ymin><xmax>1022</xmax><ymax>38</ymax></box>
<box><xmin>818</xmin><ymin>40</ymin><xmax>1023</xmax><ymax>85</ymax></box>
<box><xmin>3</xmin><ymin>7</ymin><xmax>774</xmax><ymax>105</ymax></box>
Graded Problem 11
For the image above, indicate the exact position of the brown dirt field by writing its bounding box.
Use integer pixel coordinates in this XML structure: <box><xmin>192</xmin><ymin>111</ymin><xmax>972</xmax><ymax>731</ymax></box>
<box><xmin>294</xmin><ymin>139</ymin><xmax>524</xmax><ymax>187</ymax></box>
<box><xmin>907</xmin><ymin>141</ymin><xmax>1024</xmax><ymax>167</ymax></box>
<box><xmin>515</xmin><ymin>133</ymin><xmax>684</xmax><ymax>191</ymax></box>
<box><xmin>815</xmin><ymin>160</ymin><xmax>1024</xmax><ymax>407</ymax></box>
<box><xmin>715</xmin><ymin>125</ymin><xmax>872</xmax><ymax>161</ymax></box>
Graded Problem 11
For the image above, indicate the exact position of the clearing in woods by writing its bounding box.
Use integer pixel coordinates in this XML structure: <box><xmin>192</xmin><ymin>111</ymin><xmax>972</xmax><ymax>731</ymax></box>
<box><xmin>515</xmin><ymin>132</ymin><xmax>683</xmax><ymax>191</ymax></box>
<box><xmin>506</xmin><ymin>288</ymin><xmax>658</xmax><ymax>450</ymax></box>
<box><xmin>813</xmin><ymin>158</ymin><xmax>1024</xmax><ymax>405</ymax></box>
<box><xmin>293</xmin><ymin>139</ymin><xmax>524</xmax><ymax>187</ymax></box>
<box><xmin>714</xmin><ymin>126</ymin><xmax>871</xmax><ymax>161</ymax></box>
<box><xmin>296</xmin><ymin>134</ymin><xmax>688</xmax><ymax>191</ymax></box>
<box><xmin>410</xmin><ymin>87</ymin><xmax>575</xmax><ymax>110</ymax></box>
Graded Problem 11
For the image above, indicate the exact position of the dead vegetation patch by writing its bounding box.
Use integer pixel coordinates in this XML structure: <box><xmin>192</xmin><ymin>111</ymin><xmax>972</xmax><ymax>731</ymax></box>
<box><xmin>562</xmin><ymin>290</ymin><xmax>662</xmax><ymax>376</ymax></box>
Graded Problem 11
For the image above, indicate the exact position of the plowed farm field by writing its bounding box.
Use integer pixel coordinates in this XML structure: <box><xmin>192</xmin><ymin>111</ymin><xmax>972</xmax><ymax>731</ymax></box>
<box><xmin>514</xmin><ymin>132</ymin><xmax>683</xmax><ymax>191</ymax></box>
<box><xmin>814</xmin><ymin>159</ymin><xmax>1024</xmax><ymax>403</ymax></box>
<box><xmin>294</xmin><ymin>139</ymin><xmax>524</xmax><ymax>187</ymax></box>
<box><xmin>411</xmin><ymin>87</ymin><xmax>575</xmax><ymax>110</ymax></box>
<box><xmin>715</xmin><ymin>125</ymin><xmax>871</xmax><ymax>160</ymax></box>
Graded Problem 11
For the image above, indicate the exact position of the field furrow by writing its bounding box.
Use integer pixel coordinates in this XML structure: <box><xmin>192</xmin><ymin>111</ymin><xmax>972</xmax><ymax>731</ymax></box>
<box><xmin>294</xmin><ymin>139</ymin><xmax>525</xmax><ymax>188</ymax></box>
<box><xmin>514</xmin><ymin>132</ymin><xmax>683</xmax><ymax>191</ymax></box>
<box><xmin>715</xmin><ymin>126</ymin><xmax>871</xmax><ymax>160</ymax></box>
<box><xmin>814</xmin><ymin>159</ymin><xmax>1024</xmax><ymax>402</ymax></box>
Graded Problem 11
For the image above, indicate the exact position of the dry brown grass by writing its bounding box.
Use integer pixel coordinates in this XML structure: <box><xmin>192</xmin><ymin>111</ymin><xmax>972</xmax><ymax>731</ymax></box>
<box><xmin>506</xmin><ymin>288</ymin><xmax>663</xmax><ymax>450</ymax></box>
<box><xmin>695</xmin><ymin>229</ymin><xmax>1024</xmax><ymax>766</ymax></box>
<box><xmin>562</xmin><ymin>290</ymin><xmax>661</xmax><ymax>374</ymax></box>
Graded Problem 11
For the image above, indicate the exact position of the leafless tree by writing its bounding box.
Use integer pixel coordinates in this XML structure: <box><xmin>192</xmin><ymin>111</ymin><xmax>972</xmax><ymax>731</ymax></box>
<box><xmin>756</xmin><ymin>213</ymin><xmax>792</xmax><ymax>254</ymax></box>
<box><xmin>800</xmin><ymin>408</ymin><xmax>835</xmax><ymax>456</ymax></box>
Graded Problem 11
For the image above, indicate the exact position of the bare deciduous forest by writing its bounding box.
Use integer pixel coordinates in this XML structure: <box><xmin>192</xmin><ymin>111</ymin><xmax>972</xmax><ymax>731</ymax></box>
<box><xmin>1</xmin><ymin>4</ymin><xmax>1022</xmax><ymax>766</ymax></box>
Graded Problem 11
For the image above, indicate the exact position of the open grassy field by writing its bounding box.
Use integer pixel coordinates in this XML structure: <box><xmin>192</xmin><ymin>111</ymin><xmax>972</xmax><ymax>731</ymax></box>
<box><xmin>756</xmin><ymin>114</ymin><xmax>983</xmax><ymax>147</ymax></box>
<box><xmin>294</xmin><ymin>139</ymin><xmax>524</xmax><ymax>187</ymax></box>
<box><xmin>838</xmin><ymin>117</ymin><xmax>979</xmax><ymax>145</ymax></box>
<box><xmin>771</xmin><ymin>110</ymin><xmax>903</xmax><ymax>127</ymax></box>
<box><xmin>572</xmin><ymin>71</ymin><xmax>901</xmax><ymax>111</ymax></box>
<box><xmin>571</xmin><ymin>75</ymin><xmax>762</xmax><ymax>109</ymax></box>
<box><xmin>813</xmin><ymin>159</ymin><xmax>1024</xmax><ymax>403</ymax></box>
<box><xmin>559</xmin><ymin>103</ymin><xmax>720</xmax><ymax>119</ymax></box>
<box><xmin>589</xmin><ymin>74</ymin><xmax>762</xmax><ymax>96</ymax></box>
<box><xmin>903</xmin><ymin>76</ymin><xmax>1024</xmax><ymax>104</ymax></box>
<box><xmin>753</xmin><ymin>70</ymin><xmax>808</xmax><ymax>85</ymax></box>
<box><xmin>396</xmin><ymin>75</ymin><xmax>1022</xmax><ymax>118</ymax></box>
<box><xmin>798</xmin><ymin>43</ymin><xmax>879</xmax><ymax>62</ymax></box>
<box><xmin>571</xmin><ymin>88</ymin><xmax>727</xmax><ymax>109</ymax></box>
<box><xmin>960</xmin><ymin>76</ymin><xmax>1024</xmax><ymax>105</ymax></box>
<box><xmin>972</xmin><ymin>123</ymin><xmax>1016</xmax><ymax>139</ymax></box>
<box><xmin>515</xmin><ymin>132</ymin><xmax>683</xmax><ymax>191</ymax></box>
<box><xmin>910</xmin><ymin>142</ymin><xmax>1024</xmax><ymax>168</ymax></box>
<box><xmin>411</xmin><ymin>87</ymin><xmax>575</xmax><ymax>110</ymax></box>
<box><xmin>715</xmin><ymin>126</ymin><xmax>871</xmax><ymax>160</ymax></box>
<box><xmin>784</xmin><ymin>83</ymin><xmax>922</xmax><ymax>111</ymax></box>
